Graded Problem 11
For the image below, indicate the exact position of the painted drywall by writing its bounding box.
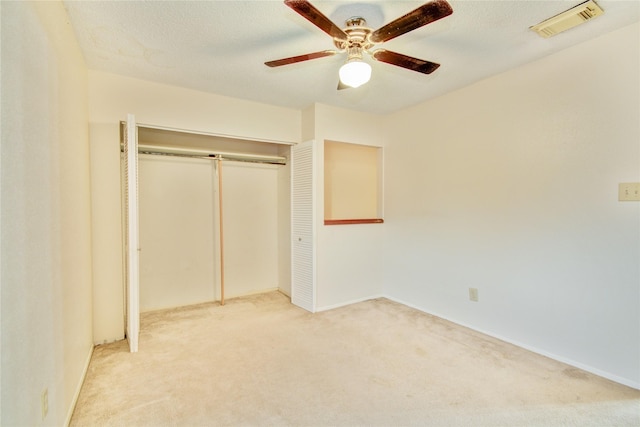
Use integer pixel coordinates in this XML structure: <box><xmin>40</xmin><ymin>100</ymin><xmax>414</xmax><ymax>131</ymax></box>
<box><xmin>1</xmin><ymin>1</ymin><xmax>93</xmax><ymax>425</ymax></box>
<box><xmin>277</xmin><ymin>153</ymin><xmax>292</xmax><ymax>297</ymax></box>
<box><xmin>384</xmin><ymin>23</ymin><xmax>640</xmax><ymax>387</ymax></box>
<box><xmin>88</xmin><ymin>71</ymin><xmax>301</xmax><ymax>144</ymax></box>
<box><xmin>222</xmin><ymin>162</ymin><xmax>281</xmax><ymax>298</ymax></box>
<box><xmin>307</xmin><ymin>104</ymin><xmax>387</xmax><ymax>310</ymax></box>
<box><xmin>89</xmin><ymin>123</ymin><xmax>125</xmax><ymax>343</ymax></box>
<box><xmin>324</xmin><ymin>141</ymin><xmax>380</xmax><ymax>220</ymax></box>
<box><xmin>138</xmin><ymin>155</ymin><xmax>217</xmax><ymax>311</ymax></box>
<box><xmin>88</xmin><ymin>71</ymin><xmax>300</xmax><ymax>343</ymax></box>
<box><xmin>138</xmin><ymin>157</ymin><xmax>282</xmax><ymax>309</ymax></box>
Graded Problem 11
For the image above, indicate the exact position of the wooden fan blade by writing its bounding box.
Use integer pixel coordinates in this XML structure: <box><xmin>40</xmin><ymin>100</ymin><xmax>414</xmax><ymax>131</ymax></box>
<box><xmin>265</xmin><ymin>50</ymin><xmax>337</xmax><ymax>67</ymax></box>
<box><xmin>369</xmin><ymin>0</ymin><xmax>453</xmax><ymax>44</ymax></box>
<box><xmin>371</xmin><ymin>49</ymin><xmax>440</xmax><ymax>74</ymax></box>
<box><xmin>284</xmin><ymin>0</ymin><xmax>348</xmax><ymax>40</ymax></box>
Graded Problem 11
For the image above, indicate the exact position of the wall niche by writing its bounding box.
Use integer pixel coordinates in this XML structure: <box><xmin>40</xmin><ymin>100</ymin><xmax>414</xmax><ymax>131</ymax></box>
<box><xmin>324</xmin><ymin>140</ymin><xmax>383</xmax><ymax>225</ymax></box>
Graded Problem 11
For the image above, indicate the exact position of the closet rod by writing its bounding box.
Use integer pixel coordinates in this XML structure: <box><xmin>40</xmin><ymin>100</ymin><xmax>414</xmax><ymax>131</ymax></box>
<box><xmin>136</xmin><ymin>144</ymin><xmax>287</xmax><ymax>165</ymax></box>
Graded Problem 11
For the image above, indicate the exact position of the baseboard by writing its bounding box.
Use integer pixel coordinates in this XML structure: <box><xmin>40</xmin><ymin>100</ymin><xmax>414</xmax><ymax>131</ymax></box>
<box><xmin>277</xmin><ymin>288</ymin><xmax>291</xmax><ymax>298</ymax></box>
<box><xmin>315</xmin><ymin>294</ymin><xmax>385</xmax><ymax>312</ymax></box>
<box><xmin>223</xmin><ymin>287</ymin><xmax>281</xmax><ymax>300</ymax></box>
<box><xmin>65</xmin><ymin>344</ymin><xmax>94</xmax><ymax>426</ymax></box>
<box><xmin>382</xmin><ymin>294</ymin><xmax>640</xmax><ymax>391</ymax></box>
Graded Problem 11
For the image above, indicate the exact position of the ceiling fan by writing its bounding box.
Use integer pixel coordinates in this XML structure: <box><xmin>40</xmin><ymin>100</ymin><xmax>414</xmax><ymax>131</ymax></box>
<box><xmin>265</xmin><ymin>0</ymin><xmax>453</xmax><ymax>89</ymax></box>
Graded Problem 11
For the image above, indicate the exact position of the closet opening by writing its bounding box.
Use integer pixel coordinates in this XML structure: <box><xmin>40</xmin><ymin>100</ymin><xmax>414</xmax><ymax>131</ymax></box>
<box><xmin>124</xmin><ymin>124</ymin><xmax>292</xmax><ymax>316</ymax></box>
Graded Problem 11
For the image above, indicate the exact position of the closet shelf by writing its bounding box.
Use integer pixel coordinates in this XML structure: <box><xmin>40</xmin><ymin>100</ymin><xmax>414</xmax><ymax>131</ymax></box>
<box><xmin>324</xmin><ymin>218</ymin><xmax>384</xmax><ymax>225</ymax></box>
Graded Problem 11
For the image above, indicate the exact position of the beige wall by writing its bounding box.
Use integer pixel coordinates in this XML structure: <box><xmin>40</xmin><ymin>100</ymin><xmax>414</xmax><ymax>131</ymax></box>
<box><xmin>277</xmin><ymin>156</ymin><xmax>292</xmax><ymax>297</ymax></box>
<box><xmin>1</xmin><ymin>1</ymin><xmax>93</xmax><ymax>425</ymax></box>
<box><xmin>324</xmin><ymin>141</ymin><xmax>380</xmax><ymax>220</ymax></box>
<box><xmin>138</xmin><ymin>155</ymin><xmax>217</xmax><ymax>311</ymax></box>
<box><xmin>88</xmin><ymin>71</ymin><xmax>301</xmax><ymax>343</ymax></box>
<box><xmin>306</xmin><ymin>104</ymin><xmax>388</xmax><ymax>310</ymax></box>
<box><xmin>137</xmin><ymin>156</ymin><xmax>283</xmax><ymax>310</ymax></box>
<box><xmin>223</xmin><ymin>162</ymin><xmax>282</xmax><ymax>298</ymax></box>
<box><xmin>384</xmin><ymin>23</ymin><xmax>640</xmax><ymax>387</ymax></box>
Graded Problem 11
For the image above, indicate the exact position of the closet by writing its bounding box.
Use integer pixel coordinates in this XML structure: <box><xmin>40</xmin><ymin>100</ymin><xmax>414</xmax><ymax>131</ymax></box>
<box><xmin>124</xmin><ymin>122</ymin><xmax>292</xmax><ymax>319</ymax></box>
<box><xmin>138</xmin><ymin>154</ymin><xmax>217</xmax><ymax>311</ymax></box>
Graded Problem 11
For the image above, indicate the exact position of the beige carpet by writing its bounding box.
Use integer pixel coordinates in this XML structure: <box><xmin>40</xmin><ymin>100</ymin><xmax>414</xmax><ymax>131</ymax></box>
<box><xmin>71</xmin><ymin>291</ymin><xmax>639</xmax><ymax>426</ymax></box>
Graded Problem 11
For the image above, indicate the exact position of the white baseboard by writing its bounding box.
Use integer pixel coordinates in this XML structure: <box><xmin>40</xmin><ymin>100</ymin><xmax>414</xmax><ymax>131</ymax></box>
<box><xmin>223</xmin><ymin>287</ymin><xmax>281</xmax><ymax>300</ymax></box>
<box><xmin>315</xmin><ymin>294</ymin><xmax>386</xmax><ymax>312</ymax></box>
<box><xmin>65</xmin><ymin>344</ymin><xmax>94</xmax><ymax>426</ymax></box>
<box><xmin>277</xmin><ymin>288</ymin><xmax>291</xmax><ymax>298</ymax></box>
<box><xmin>383</xmin><ymin>294</ymin><xmax>640</xmax><ymax>391</ymax></box>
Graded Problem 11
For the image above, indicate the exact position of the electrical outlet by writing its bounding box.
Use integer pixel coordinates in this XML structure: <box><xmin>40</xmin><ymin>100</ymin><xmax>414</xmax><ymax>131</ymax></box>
<box><xmin>42</xmin><ymin>388</ymin><xmax>48</xmax><ymax>420</ymax></box>
<box><xmin>469</xmin><ymin>288</ymin><xmax>479</xmax><ymax>302</ymax></box>
<box><xmin>619</xmin><ymin>183</ymin><xmax>640</xmax><ymax>201</ymax></box>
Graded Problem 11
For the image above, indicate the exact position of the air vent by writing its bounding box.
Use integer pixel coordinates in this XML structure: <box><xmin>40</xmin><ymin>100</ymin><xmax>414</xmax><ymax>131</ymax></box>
<box><xmin>530</xmin><ymin>0</ymin><xmax>604</xmax><ymax>38</ymax></box>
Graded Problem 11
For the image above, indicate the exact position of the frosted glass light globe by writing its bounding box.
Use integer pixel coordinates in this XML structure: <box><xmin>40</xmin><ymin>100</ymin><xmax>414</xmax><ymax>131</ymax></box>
<box><xmin>339</xmin><ymin>60</ymin><xmax>372</xmax><ymax>88</ymax></box>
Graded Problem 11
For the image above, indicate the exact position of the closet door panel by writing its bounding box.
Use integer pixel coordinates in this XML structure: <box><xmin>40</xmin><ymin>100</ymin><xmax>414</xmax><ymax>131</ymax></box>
<box><xmin>222</xmin><ymin>161</ymin><xmax>279</xmax><ymax>297</ymax></box>
<box><xmin>291</xmin><ymin>140</ymin><xmax>315</xmax><ymax>312</ymax></box>
<box><xmin>138</xmin><ymin>155</ymin><xmax>216</xmax><ymax>311</ymax></box>
<box><xmin>123</xmin><ymin>114</ymin><xmax>140</xmax><ymax>351</ymax></box>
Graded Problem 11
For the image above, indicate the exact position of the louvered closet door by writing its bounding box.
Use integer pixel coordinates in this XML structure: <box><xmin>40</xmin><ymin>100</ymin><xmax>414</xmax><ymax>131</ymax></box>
<box><xmin>291</xmin><ymin>140</ymin><xmax>316</xmax><ymax>312</ymax></box>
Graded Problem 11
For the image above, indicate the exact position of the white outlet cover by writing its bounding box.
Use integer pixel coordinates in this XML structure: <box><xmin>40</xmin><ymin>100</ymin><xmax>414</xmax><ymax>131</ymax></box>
<box><xmin>619</xmin><ymin>183</ymin><xmax>640</xmax><ymax>201</ymax></box>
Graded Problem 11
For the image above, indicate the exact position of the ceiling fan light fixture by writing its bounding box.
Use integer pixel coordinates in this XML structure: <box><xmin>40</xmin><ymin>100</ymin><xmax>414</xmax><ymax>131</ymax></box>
<box><xmin>267</xmin><ymin>0</ymin><xmax>454</xmax><ymax>88</ymax></box>
<box><xmin>339</xmin><ymin>59</ymin><xmax>372</xmax><ymax>88</ymax></box>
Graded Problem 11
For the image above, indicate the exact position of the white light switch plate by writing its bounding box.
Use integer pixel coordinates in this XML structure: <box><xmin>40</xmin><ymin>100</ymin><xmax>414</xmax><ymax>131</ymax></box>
<box><xmin>619</xmin><ymin>183</ymin><xmax>640</xmax><ymax>201</ymax></box>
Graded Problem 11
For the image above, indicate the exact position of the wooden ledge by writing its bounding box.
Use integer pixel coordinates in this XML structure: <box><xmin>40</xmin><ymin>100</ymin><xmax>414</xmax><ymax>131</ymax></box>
<box><xmin>324</xmin><ymin>218</ymin><xmax>384</xmax><ymax>226</ymax></box>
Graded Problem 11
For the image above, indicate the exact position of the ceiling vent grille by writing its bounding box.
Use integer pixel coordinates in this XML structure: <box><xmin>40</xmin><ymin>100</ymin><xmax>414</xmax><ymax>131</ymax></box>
<box><xmin>530</xmin><ymin>0</ymin><xmax>604</xmax><ymax>38</ymax></box>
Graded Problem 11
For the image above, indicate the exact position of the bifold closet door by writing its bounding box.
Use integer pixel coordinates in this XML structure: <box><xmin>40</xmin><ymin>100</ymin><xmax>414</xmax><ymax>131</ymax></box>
<box><xmin>291</xmin><ymin>140</ymin><xmax>315</xmax><ymax>312</ymax></box>
<box><xmin>221</xmin><ymin>161</ymin><xmax>279</xmax><ymax>298</ymax></box>
<box><xmin>123</xmin><ymin>114</ymin><xmax>140</xmax><ymax>352</ymax></box>
<box><xmin>138</xmin><ymin>155</ymin><xmax>217</xmax><ymax>311</ymax></box>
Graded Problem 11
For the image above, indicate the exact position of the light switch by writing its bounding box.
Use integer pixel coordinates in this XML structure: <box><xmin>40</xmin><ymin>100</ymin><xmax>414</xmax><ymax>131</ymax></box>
<box><xmin>619</xmin><ymin>183</ymin><xmax>640</xmax><ymax>201</ymax></box>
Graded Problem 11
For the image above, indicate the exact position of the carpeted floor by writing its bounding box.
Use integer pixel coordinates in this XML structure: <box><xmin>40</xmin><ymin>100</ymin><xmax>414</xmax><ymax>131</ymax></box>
<box><xmin>70</xmin><ymin>291</ymin><xmax>639</xmax><ymax>426</ymax></box>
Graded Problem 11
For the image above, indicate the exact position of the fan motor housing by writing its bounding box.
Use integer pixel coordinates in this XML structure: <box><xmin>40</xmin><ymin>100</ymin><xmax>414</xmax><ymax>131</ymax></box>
<box><xmin>334</xmin><ymin>17</ymin><xmax>374</xmax><ymax>52</ymax></box>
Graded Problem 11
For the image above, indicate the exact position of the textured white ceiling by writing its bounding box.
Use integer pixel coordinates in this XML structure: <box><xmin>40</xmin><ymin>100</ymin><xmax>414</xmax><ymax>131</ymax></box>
<box><xmin>63</xmin><ymin>0</ymin><xmax>639</xmax><ymax>114</ymax></box>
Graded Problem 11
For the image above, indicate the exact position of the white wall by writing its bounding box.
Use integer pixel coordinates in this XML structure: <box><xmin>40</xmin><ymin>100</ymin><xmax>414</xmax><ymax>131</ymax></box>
<box><xmin>384</xmin><ymin>23</ymin><xmax>640</xmax><ymax>387</ymax></box>
<box><xmin>139</xmin><ymin>155</ymin><xmax>216</xmax><ymax>311</ymax></box>
<box><xmin>139</xmin><ymin>156</ymin><xmax>283</xmax><ymax>309</ymax></box>
<box><xmin>324</xmin><ymin>141</ymin><xmax>380</xmax><ymax>220</ymax></box>
<box><xmin>89</xmin><ymin>71</ymin><xmax>300</xmax><ymax>343</ymax></box>
<box><xmin>307</xmin><ymin>104</ymin><xmax>387</xmax><ymax>310</ymax></box>
<box><xmin>223</xmin><ymin>162</ymin><xmax>281</xmax><ymax>298</ymax></box>
<box><xmin>277</xmin><ymin>153</ymin><xmax>292</xmax><ymax>297</ymax></box>
<box><xmin>1</xmin><ymin>1</ymin><xmax>94</xmax><ymax>424</ymax></box>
